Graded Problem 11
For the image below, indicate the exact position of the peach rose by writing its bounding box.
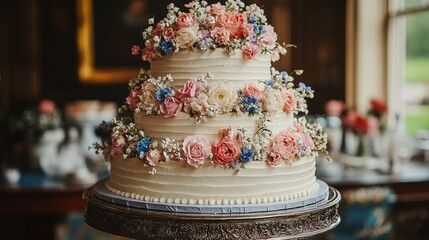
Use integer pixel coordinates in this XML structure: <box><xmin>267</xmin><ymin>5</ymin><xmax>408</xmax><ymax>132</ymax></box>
<box><xmin>273</xmin><ymin>130</ymin><xmax>298</xmax><ymax>161</ymax></box>
<box><xmin>262</xmin><ymin>25</ymin><xmax>277</xmax><ymax>49</ymax></box>
<box><xmin>212</xmin><ymin>135</ymin><xmax>240</xmax><ymax>165</ymax></box>
<box><xmin>163</xmin><ymin>27</ymin><xmax>175</xmax><ymax>40</ymax></box>
<box><xmin>126</xmin><ymin>89</ymin><xmax>142</xmax><ymax>110</ymax></box>
<box><xmin>160</xmin><ymin>96</ymin><xmax>182</xmax><ymax>118</ymax></box>
<box><xmin>267</xmin><ymin>148</ymin><xmax>283</xmax><ymax>166</ymax></box>
<box><xmin>146</xmin><ymin>148</ymin><xmax>161</xmax><ymax>166</ymax></box>
<box><xmin>214</xmin><ymin>12</ymin><xmax>247</xmax><ymax>38</ymax></box>
<box><xmin>176</xmin><ymin>13</ymin><xmax>195</xmax><ymax>29</ymax></box>
<box><xmin>281</xmin><ymin>88</ymin><xmax>297</xmax><ymax>114</ymax></box>
<box><xmin>141</xmin><ymin>81</ymin><xmax>158</xmax><ymax>109</ymax></box>
<box><xmin>211</xmin><ymin>27</ymin><xmax>231</xmax><ymax>45</ymax></box>
<box><xmin>175</xmin><ymin>27</ymin><xmax>198</xmax><ymax>48</ymax></box>
<box><xmin>207</xmin><ymin>3</ymin><xmax>225</xmax><ymax>15</ymax></box>
<box><xmin>183</xmin><ymin>135</ymin><xmax>212</xmax><ymax>168</ymax></box>
<box><xmin>242</xmin><ymin>82</ymin><xmax>262</xmax><ymax>98</ymax></box>
<box><xmin>176</xmin><ymin>79</ymin><xmax>204</xmax><ymax>101</ymax></box>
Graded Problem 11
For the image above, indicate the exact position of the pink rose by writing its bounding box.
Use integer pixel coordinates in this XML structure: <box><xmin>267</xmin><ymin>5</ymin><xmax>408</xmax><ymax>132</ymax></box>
<box><xmin>160</xmin><ymin>96</ymin><xmax>182</xmax><ymax>118</ymax></box>
<box><xmin>146</xmin><ymin>148</ymin><xmax>161</xmax><ymax>166</ymax></box>
<box><xmin>163</xmin><ymin>27</ymin><xmax>175</xmax><ymax>39</ymax></box>
<box><xmin>176</xmin><ymin>13</ymin><xmax>195</xmax><ymax>29</ymax></box>
<box><xmin>243</xmin><ymin>82</ymin><xmax>262</xmax><ymax>98</ymax></box>
<box><xmin>293</xmin><ymin>120</ymin><xmax>303</xmax><ymax>133</ymax></box>
<box><xmin>110</xmin><ymin>135</ymin><xmax>125</xmax><ymax>156</ymax></box>
<box><xmin>281</xmin><ymin>88</ymin><xmax>297</xmax><ymax>114</ymax></box>
<box><xmin>39</xmin><ymin>100</ymin><xmax>56</xmax><ymax>114</ymax></box>
<box><xmin>302</xmin><ymin>133</ymin><xmax>315</xmax><ymax>150</ymax></box>
<box><xmin>183</xmin><ymin>135</ymin><xmax>212</xmax><ymax>168</ymax></box>
<box><xmin>126</xmin><ymin>89</ymin><xmax>142</xmax><ymax>110</ymax></box>
<box><xmin>131</xmin><ymin>45</ymin><xmax>141</xmax><ymax>55</ymax></box>
<box><xmin>243</xmin><ymin>24</ymin><xmax>254</xmax><ymax>39</ymax></box>
<box><xmin>151</xmin><ymin>22</ymin><xmax>164</xmax><ymax>37</ymax></box>
<box><xmin>142</xmin><ymin>42</ymin><xmax>156</xmax><ymax>61</ymax></box>
<box><xmin>175</xmin><ymin>79</ymin><xmax>204</xmax><ymax>101</ymax></box>
<box><xmin>267</xmin><ymin>149</ymin><xmax>283</xmax><ymax>166</ymax></box>
<box><xmin>262</xmin><ymin>25</ymin><xmax>277</xmax><ymax>49</ymax></box>
<box><xmin>273</xmin><ymin>130</ymin><xmax>298</xmax><ymax>161</ymax></box>
<box><xmin>325</xmin><ymin>100</ymin><xmax>345</xmax><ymax>116</ymax></box>
<box><xmin>243</xmin><ymin>44</ymin><xmax>261</xmax><ymax>59</ymax></box>
<box><xmin>212</xmin><ymin>127</ymin><xmax>240</xmax><ymax>165</ymax></box>
<box><xmin>214</xmin><ymin>12</ymin><xmax>247</xmax><ymax>38</ymax></box>
<box><xmin>207</xmin><ymin>3</ymin><xmax>225</xmax><ymax>15</ymax></box>
<box><xmin>211</xmin><ymin>27</ymin><xmax>231</xmax><ymax>45</ymax></box>
<box><xmin>271</xmin><ymin>50</ymin><xmax>280</xmax><ymax>62</ymax></box>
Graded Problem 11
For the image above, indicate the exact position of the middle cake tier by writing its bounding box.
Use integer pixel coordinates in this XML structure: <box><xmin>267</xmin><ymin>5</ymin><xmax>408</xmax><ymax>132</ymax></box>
<box><xmin>135</xmin><ymin>111</ymin><xmax>293</xmax><ymax>141</ymax></box>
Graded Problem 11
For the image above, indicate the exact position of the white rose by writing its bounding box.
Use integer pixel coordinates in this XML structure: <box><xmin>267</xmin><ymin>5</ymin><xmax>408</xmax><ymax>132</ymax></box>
<box><xmin>208</xmin><ymin>82</ymin><xmax>238</xmax><ymax>113</ymax></box>
<box><xmin>175</xmin><ymin>27</ymin><xmax>198</xmax><ymax>48</ymax></box>
<box><xmin>261</xmin><ymin>88</ymin><xmax>284</xmax><ymax>114</ymax></box>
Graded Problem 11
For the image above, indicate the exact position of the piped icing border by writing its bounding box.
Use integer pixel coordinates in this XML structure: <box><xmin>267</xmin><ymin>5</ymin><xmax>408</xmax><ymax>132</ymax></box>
<box><xmin>105</xmin><ymin>179</ymin><xmax>320</xmax><ymax>206</ymax></box>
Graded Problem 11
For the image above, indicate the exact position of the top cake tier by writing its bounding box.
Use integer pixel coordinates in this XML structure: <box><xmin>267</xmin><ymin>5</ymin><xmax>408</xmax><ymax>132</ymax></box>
<box><xmin>150</xmin><ymin>49</ymin><xmax>272</xmax><ymax>88</ymax></box>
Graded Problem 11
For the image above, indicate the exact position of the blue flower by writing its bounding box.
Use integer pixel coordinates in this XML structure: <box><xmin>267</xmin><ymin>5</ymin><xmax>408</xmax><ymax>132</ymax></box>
<box><xmin>161</xmin><ymin>39</ymin><xmax>174</xmax><ymax>54</ymax></box>
<box><xmin>155</xmin><ymin>88</ymin><xmax>172</xmax><ymax>102</ymax></box>
<box><xmin>253</xmin><ymin>24</ymin><xmax>266</xmax><ymax>35</ymax></box>
<box><xmin>264</xmin><ymin>80</ymin><xmax>274</xmax><ymax>88</ymax></box>
<box><xmin>280</xmin><ymin>71</ymin><xmax>289</xmax><ymax>83</ymax></box>
<box><xmin>136</xmin><ymin>137</ymin><xmax>151</xmax><ymax>155</ymax></box>
<box><xmin>248</xmin><ymin>15</ymin><xmax>258</xmax><ymax>24</ymax></box>
<box><xmin>240</xmin><ymin>148</ymin><xmax>254</xmax><ymax>163</ymax></box>
<box><xmin>299</xmin><ymin>82</ymin><xmax>312</xmax><ymax>91</ymax></box>
<box><xmin>241</xmin><ymin>96</ymin><xmax>259</xmax><ymax>113</ymax></box>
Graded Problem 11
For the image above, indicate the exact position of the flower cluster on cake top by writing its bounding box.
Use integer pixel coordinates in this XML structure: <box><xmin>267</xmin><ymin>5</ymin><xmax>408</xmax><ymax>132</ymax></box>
<box><xmin>131</xmin><ymin>0</ymin><xmax>291</xmax><ymax>62</ymax></box>
<box><xmin>92</xmin><ymin>115</ymin><xmax>328</xmax><ymax>174</ymax></box>
<box><xmin>121</xmin><ymin>69</ymin><xmax>313</xmax><ymax>124</ymax></box>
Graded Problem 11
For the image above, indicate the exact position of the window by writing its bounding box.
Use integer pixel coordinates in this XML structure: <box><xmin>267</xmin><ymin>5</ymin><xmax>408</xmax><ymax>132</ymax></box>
<box><xmin>388</xmin><ymin>0</ymin><xmax>429</xmax><ymax>136</ymax></box>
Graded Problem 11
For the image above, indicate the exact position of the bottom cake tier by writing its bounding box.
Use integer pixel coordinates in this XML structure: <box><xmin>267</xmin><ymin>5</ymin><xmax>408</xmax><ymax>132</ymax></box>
<box><xmin>106</xmin><ymin>155</ymin><xmax>319</xmax><ymax>206</ymax></box>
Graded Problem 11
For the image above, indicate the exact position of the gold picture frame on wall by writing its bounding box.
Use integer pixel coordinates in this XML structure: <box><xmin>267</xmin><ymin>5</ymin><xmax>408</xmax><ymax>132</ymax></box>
<box><xmin>77</xmin><ymin>0</ymin><xmax>150</xmax><ymax>84</ymax></box>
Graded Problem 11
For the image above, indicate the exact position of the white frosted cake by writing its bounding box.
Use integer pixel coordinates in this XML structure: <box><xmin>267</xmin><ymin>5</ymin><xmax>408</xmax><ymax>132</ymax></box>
<box><xmin>93</xmin><ymin>0</ymin><xmax>329</xmax><ymax>208</ymax></box>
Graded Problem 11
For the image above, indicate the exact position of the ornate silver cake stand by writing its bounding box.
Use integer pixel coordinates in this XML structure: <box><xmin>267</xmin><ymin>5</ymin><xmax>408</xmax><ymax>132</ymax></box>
<box><xmin>83</xmin><ymin>183</ymin><xmax>341</xmax><ymax>239</ymax></box>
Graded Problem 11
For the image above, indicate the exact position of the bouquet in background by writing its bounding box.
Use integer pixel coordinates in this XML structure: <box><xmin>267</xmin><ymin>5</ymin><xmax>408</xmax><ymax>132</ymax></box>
<box><xmin>8</xmin><ymin>99</ymin><xmax>62</xmax><ymax>142</ymax></box>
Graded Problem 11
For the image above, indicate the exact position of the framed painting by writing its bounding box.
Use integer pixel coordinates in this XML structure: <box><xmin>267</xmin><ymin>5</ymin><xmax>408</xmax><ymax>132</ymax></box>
<box><xmin>77</xmin><ymin>0</ymin><xmax>151</xmax><ymax>83</ymax></box>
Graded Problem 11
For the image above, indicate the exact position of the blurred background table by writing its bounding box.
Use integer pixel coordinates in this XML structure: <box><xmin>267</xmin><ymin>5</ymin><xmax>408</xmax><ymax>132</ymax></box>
<box><xmin>318</xmin><ymin>159</ymin><xmax>429</xmax><ymax>240</ymax></box>
<box><xmin>0</xmin><ymin>174</ymin><xmax>87</xmax><ymax>239</ymax></box>
<box><xmin>1</xmin><ymin>160</ymin><xmax>428</xmax><ymax>240</ymax></box>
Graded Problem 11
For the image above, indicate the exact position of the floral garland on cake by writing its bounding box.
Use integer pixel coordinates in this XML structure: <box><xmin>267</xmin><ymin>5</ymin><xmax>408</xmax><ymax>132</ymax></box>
<box><xmin>130</xmin><ymin>0</ymin><xmax>292</xmax><ymax>62</ymax></box>
<box><xmin>92</xmin><ymin>115</ymin><xmax>328</xmax><ymax>174</ymax></box>
<box><xmin>121</xmin><ymin>69</ymin><xmax>313</xmax><ymax>124</ymax></box>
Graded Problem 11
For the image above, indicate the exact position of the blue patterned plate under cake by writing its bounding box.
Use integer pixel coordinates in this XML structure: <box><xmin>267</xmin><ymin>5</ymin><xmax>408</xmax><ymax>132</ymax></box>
<box><xmin>92</xmin><ymin>179</ymin><xmax>329</xmax><ymax>214</ymax></box>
